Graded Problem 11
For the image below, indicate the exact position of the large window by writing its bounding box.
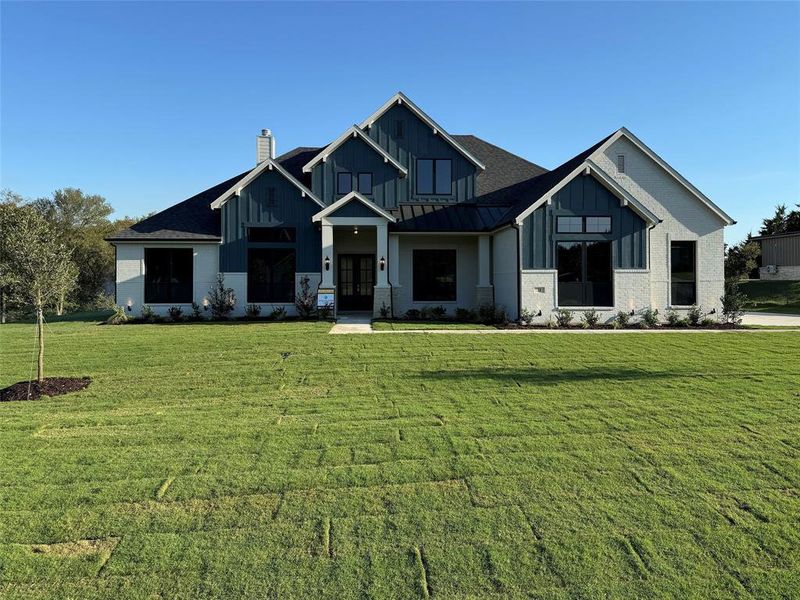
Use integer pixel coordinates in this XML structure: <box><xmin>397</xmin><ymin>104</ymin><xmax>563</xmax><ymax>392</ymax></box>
<box><xmin>413</xmin><ymin>249</ymin><xmax>456</xmax><ymax>302</ymax></box>
<box><xmin>671</xmin><ymin>241</ymin><xmax>696</xmax><ymax>305</ymax></box>
<box><xmin>556</xmin><ymin>216</ymin><xmax>611</xmax><ymax>233</ymax></box>
<box><xmin>557</xmin><ymin>241</ymin><xmax>612</xmax><ymax>307</ymax></box>
<box><xmin>357</xmin><ymin>173</ymin><xmax>373</xmax><ymax>195</ymax></box>
<box><xmin>248</xmin><ymin>227</ymin><xmax>296</xmax><ymax>243</ymax></box>
<box><xmin>416</xmin><ymin>159</ymin><xmax>452</xmax><ymax>195</ymax></box>
<box><xmin>337</xmin><ymin>172</ymin><xmax>352</xmax><ymax>195</ymax></box>
<box><xmin>144</xmin><ymin>248</ymin><xmax>193</xmax><ymax>304</ymax></box>
<box><xmin>248</xmin><ymin>248</ymin><xmax>296</xmax><ymax>303</ymax></box>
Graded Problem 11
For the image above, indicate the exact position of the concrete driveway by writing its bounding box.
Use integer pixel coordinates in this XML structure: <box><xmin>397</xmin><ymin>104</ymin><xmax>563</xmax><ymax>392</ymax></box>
<box><xmin>742</xmin><ymin>312</ymin><xmax>800</xmax><ymax>327</ymax></box>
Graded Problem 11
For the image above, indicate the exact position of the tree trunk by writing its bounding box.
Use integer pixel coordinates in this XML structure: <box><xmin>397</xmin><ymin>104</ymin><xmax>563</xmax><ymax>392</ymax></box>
<box><xmin>56</xmin><ymin>293</ymin><xmax>65</xmax><ymax>316</ymax></box>
<box><xmin>37</xmin><ymin>306</ymin><xmax>44</xmax><ymax>383</ymax></box>
<box><xmin>1</xmin><ymin>288</ymin><xmax>5</xmax><ymax>324</ymax></box>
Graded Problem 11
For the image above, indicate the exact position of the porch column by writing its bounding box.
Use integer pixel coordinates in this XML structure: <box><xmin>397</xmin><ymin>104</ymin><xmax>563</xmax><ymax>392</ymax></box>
<box><xmin>475</xmin><ymin>234</ymin><xmax>494</xmax><ymax>308</ymax></box>
<box><xmin>321</xmin><ymin>223</ymin><xmax>334</xmax><ymax>288</ymax></box>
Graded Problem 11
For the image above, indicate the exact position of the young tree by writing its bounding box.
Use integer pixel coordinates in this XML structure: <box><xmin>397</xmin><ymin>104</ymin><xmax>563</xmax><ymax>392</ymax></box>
<box><xmin>1</xmin><ymin>204</ymin><xmax>77</xmax><ymax>382</ymax></box>
<box><xmin>724</xmin><ymin>235</ymin><xmax>761</xmax><ymax>282</ymax></box>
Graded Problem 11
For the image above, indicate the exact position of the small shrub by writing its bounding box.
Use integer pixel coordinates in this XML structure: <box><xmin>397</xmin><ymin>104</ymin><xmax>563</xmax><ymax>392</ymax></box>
<box><xmin>721</xmin><ymin>281</ymin><xmax>747</xmax><ymax>325</ymax></box>
<box><xmin>189</xmin><ymin>301</ymin><xmax>204</xmax><ymax>321</ymax></box>
<box><xmin>477</xmin><ymin>303</ymin><xmax>498</xmax><ymax>324</ymax></box>
<box><xmin>700</xmin><ymin>317</ymin><xmax>716</xmax><ymax>327</ymax></box>
<box><xmin>208</xmin><ymin>274</ymin><xmax>235</xmax><ymax>320</ymax></box>
<box><xmin>545</xmin><ymin>317</ymin><xmax>557</xmax><ymax>329</ymax></box>
<box><xmin>665</xmin><ymin>309</ymin><xmax>681</xmax><ymax>326</ymax></box>
<box><xmin>580</xmin><ymin>309</ymin><xmax>600</xmax><ymax>328</ymax></box>
<box><xmin>105</xmin><ymin>305</ymin><xmax>128</xmax><ymax>325</ymax></box>
<box><xmin>455</xmin><ymin>307</ymin><xmax>475</xmax><ymax>322</ymax></box>
<box><xmin>245</xmin><ymin>304</ymin><xmax>262</xmax><ymax>318</ymax></box>
<box><xmin>418</xmin><ymin>306</ymin><xmax>432</xmax><ymax>320</ymax></box>
<box><xmin>688</xmin><ymin>305</ymin><xmax>703</xmax><ymax>327</ymax></box>
<box><xmin>495</xmin><ymin>306</ymin><xmax>509</xmax><ymax>326</ymax></box>
<box><xmin>167</xmin><ymin>306</ymin><xmax>184</xmax><ymax>322</ymax></box>
<box><xmin>379</xmin><ymin>302</ymin><xmax>390</xmax><ymax>318</ymax></box>
<box><xmin>405</xmin><ymin>308</ymin><xmax>421</xmax><ymax>320</ymax></box>
<box><xmin>430</xmin><ymin>305</ymin><xmax>447</xmax><ymax>319</ymax></box>
<box><xmin>141</xmin><ymin>304</ymin><xmax>158</xmax><ymax>323</ymax></box>
<box><xmin>294</xmin><ymin>276</ymin><xmax>315</xmax><ymax>319</ymax></box>
<box><xmin>614</xmin><ymin>311</ymin><xmax>630</xmax><ymax>328</ymax></box>
<box><xmin>269</xmin><ymin>306</ymin><xmax>287</xmax><ymax>321</ymax></box>
<box><xmin>317</xmin><ymin>303</ymin><xmax>332</xmax><ymax>319</ymax></box>
<box><xmin>641</xmin><ymin>307</ymin><xmax>659</xmax><ymax>328</ymax></box>
<box><xmin>519</xmin><ymin>308</ymin><xmax>534</xmax><ymax>327</ymax></box>
<box><xmin>555</xmin><ymin>308</ymin><xmax>573</xmax><ymax>328</ymax></box>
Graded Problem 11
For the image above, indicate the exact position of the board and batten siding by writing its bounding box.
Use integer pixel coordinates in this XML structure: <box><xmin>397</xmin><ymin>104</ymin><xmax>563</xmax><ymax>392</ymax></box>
<box><xmin>311</xmin><ymin>136</ymin><xmax>404</xmax><ymax>209</ymax></box>
<box><xmin>220</xmin><ymin>169</ymin><xmax>321</xmax><ymax>272</ymax></box>
<box><xmin>365</xmin><ymin>103</ymin><xmax>475</xmax><ymax>203</ymax></box>
<box><xmin>760</xmin><ymin>233</ymin><xmax>800</xmax><ymax>267</ymax></box>
<box><xmin>521</xmin><ymin>175</ymin><xmax>648</xmax><ymax>270</ymax></box>
<box><xmin>327</xmin><ymin>201</ymin><xmax>383</xmax><ymax>219</ymax></box>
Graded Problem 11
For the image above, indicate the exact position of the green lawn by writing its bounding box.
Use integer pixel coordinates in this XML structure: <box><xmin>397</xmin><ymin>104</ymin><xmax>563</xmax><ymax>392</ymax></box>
<box><xmin>740</xmin><ymin>280</ymin><xmax>800</xmax><ymax>313</ymax></box>
<box><xmin>1</xmin><ymin>319</ymin><xmax>799</xmax><ymax>599</ymax></box>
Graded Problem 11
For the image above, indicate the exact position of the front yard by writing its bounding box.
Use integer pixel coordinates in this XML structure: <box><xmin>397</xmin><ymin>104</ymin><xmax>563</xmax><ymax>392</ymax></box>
<box><xmin>0</xmin><ymin>319</ymin><xmax>798</xmax><ymax>598</ymax></box>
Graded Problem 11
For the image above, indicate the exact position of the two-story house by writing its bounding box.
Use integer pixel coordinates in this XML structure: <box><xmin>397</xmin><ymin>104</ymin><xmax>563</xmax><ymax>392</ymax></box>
<box><xmin>108</xmin><ymin>92</ymin><xmax>734</xmax><ymax>321</ymax></box>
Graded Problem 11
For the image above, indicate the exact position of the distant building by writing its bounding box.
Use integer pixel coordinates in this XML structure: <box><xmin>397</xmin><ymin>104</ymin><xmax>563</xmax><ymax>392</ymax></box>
<box><xmin>754</xmin><ymin>231</ymin><xmax>800</xmax><ymax>280</ymax></box>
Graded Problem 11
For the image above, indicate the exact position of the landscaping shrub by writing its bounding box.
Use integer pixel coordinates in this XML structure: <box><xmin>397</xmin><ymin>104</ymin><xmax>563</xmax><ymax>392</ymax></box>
<box><xmin>641</xmin><ymin>307</ymin><xmax>659</xmax><ymax>328</ymax></box>
<box><xmin>455</xmin><ymin>308</ymin><xmax>476</xmax><ymax>322</ymax></box>
<box><xmin>167</xmin><ymin>306</ymin><xmax>184</xmax><ymax>322</ymax></box>
<box><xmin>614</xmin><ymin>311</ymin><xmax>630</xmax><ymax>328</ymax></box>
<box><xmin>140</xmin><ymin>304</ymin><xmax>159</xmax><ymax>323</ymax></box>
<box><xmin>318</xmin><ymin>303</ymin><xmax>332</xmax><ymax>319</ymax></box>
<box><xmin>245</xmin><ymin>304</ymin><xmax>262</xmax><ymax>318</ymax></box>
<box><xmin>294</xmin><ymin>276</ymin><xmax>315</xmax><ymax>319</ymax></box>
<box><xmin>700</xmin><ymin>317</ymin><xmax>716</xmax><ymax>327</ymax></box>
<box><xmin>418</xmin><ymin>306</ymin><xmax>432</xmax><ymax>320</ymax></box>
<box><xmin>269</xmin><ymin>306</ymin><xmax>287</xmax><ymax>321</ymax></box>
<box><xmin>379</xmin><ymin>302</ymin><xmax>390</xmax><ymax>318</ymax></box>
<box><xmin>405</xmin><ymin>308</ymin><xmax>421</xmax><ymax>320</ymax></box>
<box><xmin>430</xmin><ymin>305</ymin><xmax>447</xmax><ymax>319</ymax></box>
<box><xmin>208</xmin><ymin>274</ymin><xmax>236</xmax><ymax>320</ymax></box>
<box><xmin>665</xmin><ymin>309</ymin><xmax>681</xmax><ymax>326</ymax></box>
<box><xmin>580</xmin><ymin>309</ymin><xmax>600</xmax><ymax>328</ymax></box>
<box><xmin>721</xmin><ymin>281</ymin><xmax>747</xmax><ymax>325</ymax></box>
<box><xmin>519</xmin><ymin>308</ymin><xmax>534</xmax><ymax>326</ymax></box>
<box><xmin>555</xmin><ymin>308</ymin><xmax>573</xmax><ymax>328</ymax></box>
<box><xmin>105</xmin><ymin>305</ymin><xmax>128</xmax><ymax>325</ymax></box>
<box><xmin>688</xmin><ymin>305</ymin><xmax>703</xmax><ymax>327</ymax></box>
<box><xmin>188</xmin><ymin>302</ymin><xmax>204</xmax><ymax>321</ymax></box>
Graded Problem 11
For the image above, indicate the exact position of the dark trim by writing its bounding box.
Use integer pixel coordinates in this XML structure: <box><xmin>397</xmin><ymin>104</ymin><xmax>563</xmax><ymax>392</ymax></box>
<box><xmin>357</xmin><ymin>172</ymin><xmax>373</xmax><ymax>195</ymax></box>
<box><xmin>415</xmin><ymin>158</ymin><xmax>453</xmax><ymax>196</ymax></box>
<box><xmin>555</xmin><ymin>215</ymin><xmax>612</xmax><ymax>234</ymax></box>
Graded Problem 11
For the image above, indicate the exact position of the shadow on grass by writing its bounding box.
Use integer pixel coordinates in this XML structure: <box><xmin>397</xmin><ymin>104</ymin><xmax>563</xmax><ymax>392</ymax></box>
<box><xmin>417</xmin><ymin>366</ymin><xmax>674</xmax><ymax>386</ymax></box>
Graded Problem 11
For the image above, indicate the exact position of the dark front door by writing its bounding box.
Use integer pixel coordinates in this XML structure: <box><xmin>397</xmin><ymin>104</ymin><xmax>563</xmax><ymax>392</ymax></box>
<box><xmin>338</xmin><ymin>254</ymin><xmax>375</xmax><ymax>311</ymax></box>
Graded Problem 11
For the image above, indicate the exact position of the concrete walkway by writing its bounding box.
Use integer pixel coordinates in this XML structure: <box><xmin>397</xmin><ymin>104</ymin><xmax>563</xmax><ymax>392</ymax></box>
<box><xmin>741</xmin><ymin>312</ymin><xmax>800</xmax><ymax>327</ymax></box>
<box><xmin>328</xmin><ymin>313</ymin><xmax>373</xmax><ymax>334</ymax></box>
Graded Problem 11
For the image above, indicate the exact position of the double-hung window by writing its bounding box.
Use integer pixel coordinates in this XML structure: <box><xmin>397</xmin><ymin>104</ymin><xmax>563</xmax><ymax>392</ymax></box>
<box><xmin>670</xmin><ymin>241</ymin><xmax>696</xmax><ymax>305</ymax></box>
<box><xmin>416</xmin><ymin>159</ymin><xmax>452</xmax><ymax>195</ymax></box>
<box><xmin>144</xmin><ymin>248</ymin><xmax>193</xmax><ymax>304</ymax></box>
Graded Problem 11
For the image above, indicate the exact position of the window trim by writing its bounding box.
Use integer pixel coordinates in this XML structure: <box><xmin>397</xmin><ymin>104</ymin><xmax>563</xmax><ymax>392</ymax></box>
<box><xmin>357</xmin><ymin>172</ymin><xmax>373</xmax><ymax>195</ymax></box>
<box><xmin>617</xmin><ymin>154</ymin><xmax>626</xmax><ymax>174</ymax></box>
<box><xmin>336</xmin><ymin>172</ymin><xmax>353</xmax><ymax>195</ymax></box>
<box><xmin>555</xmin><ymin>215</ymin><xmax>612</xmax><ymax>234</ymax></box>
<box><xmin>556</xmin><ymin>216</ymin><xmax>584</xmax><ymax>234</ymax></box>
<box><xmin>412</xmin><ymin>248</ymin><xmax>458</xmax><ymax>303</ymax></box>
<box><xmin>415</xmin><ymin>158</ymin><xmax>453</xmax><ymax>196</ymax></box>
<box><xmin>669</xmin><ymin>240</ymin><xmax>697</xmax><ymax>307</ymax></box>
<box><xmin>143</xmin><ymin>247</ymin><xmax>194</xmax><ymax>304</ymax></box>
<box><xmin>556</xmin><ymin>240</ymin><xmax>614</xmax><ymax>308</ymax></box>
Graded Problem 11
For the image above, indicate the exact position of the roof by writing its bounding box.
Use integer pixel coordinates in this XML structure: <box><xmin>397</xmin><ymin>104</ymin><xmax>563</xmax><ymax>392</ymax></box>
<box><xmin>313</xmin><ymin>191</ymin><xmax>396</xmax><ymax>223</ymax></box>
<box><xmin>390</xmin><ymin>204</ymin><xmax>508</xmax><ymax>232</ymax></box>
<box><xmin>302</xmin><ymin>126</ymin><xmax>407</xmax><ymax>175</ymax></box>
<box><xmin>752</xmin><ymin>230</ymin><xmax>800</xmax><ymax>241</ymax></box>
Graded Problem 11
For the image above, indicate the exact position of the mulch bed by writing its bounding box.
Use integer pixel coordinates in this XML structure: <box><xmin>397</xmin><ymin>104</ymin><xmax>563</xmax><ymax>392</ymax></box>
<box><xmin>0</xmin><ymin>377</ymin><xmax>91</xmax><ymax>402</ymax></box>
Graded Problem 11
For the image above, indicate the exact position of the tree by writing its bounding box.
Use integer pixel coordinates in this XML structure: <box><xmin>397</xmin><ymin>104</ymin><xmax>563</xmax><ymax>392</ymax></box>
<box><xmin>724</xmin><ymin>235</ymin><xmax>761</xmax><ymax>282</ymax></box>
<box><xmin>786</xmin><ymin>204</ymin><xmax>800</xmax><ymax>233</ymax></box>
<box><xmin>760</xmin><ymin>204</ymin><xmax>788</xmax><ymax>236</ymax></box>
<box><xmin>0</xmin><ymin>190</ymin><xmax>25</xmax><ymax>323</ymax></box>
<box><xmin>1</xmin><ymin>204</ymin><xmax>77</xmax><ymax>382</ymax></box>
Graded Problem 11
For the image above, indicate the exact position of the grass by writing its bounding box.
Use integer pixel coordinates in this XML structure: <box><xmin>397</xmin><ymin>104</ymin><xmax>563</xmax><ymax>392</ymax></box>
<box><xmin>0</xmin><ymin>318</ymin><xmax>799</xmax><ymax>599</ymax></box>
<box><xmin>372</xmin><ymin>320</ymin><xmax>495</xmax><ymax>331</ymax></box>
<box><xmin>740</xmin><ymin>280</ymin><xmax>800</xmax><ymax>313</ymax></box>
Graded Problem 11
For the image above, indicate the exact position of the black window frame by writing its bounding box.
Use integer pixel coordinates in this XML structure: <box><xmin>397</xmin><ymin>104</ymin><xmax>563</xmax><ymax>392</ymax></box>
<box><xmin>415</xmin><ymin>158</ymin><xmax>452</xmax><ymax>196</ymax></box>
<box><xmin>670</xmin><ymin>240</ymin><xmax>696</xmax><ymax>306</ymax></box>
<box><xmin>357</xmin><ymin>172</ymin><xmax>373</xmax><ymax>195</ymax></box>
<box><xmin>336</xmin><ymin>172</ymin><xmax>353</xmax><ymax>195</ymax></box>
<box><xmin>144</xmin><ymin>248</ymin><xmax>193</xmax><ymax>304</ymax></box>
<box><xmin>247</xmin><ymin>247</ymin><xmax>296</xmax><ymax>303</ymax></box>
<box><xmin>247</xmin><ymin>227</ymin><xmax>296</xmax><ymax>243</ymax></box>
<box><xmin>556</xmin><ymin>240</ymin><xmax>613</xmax><ymax>307</ymax></box>
<box><xmin>413</xmin><ymin>249</ymin><xmax>457</xmax><ymax>302</ymax></box>
<box><xmin>556</xmin><ymin>216</ymin><xmax>584</xmax><ymax>233</ymax></box>
<box><xmin>556</xmin><ymin>216</ymin><xmax>612</xmax><ymax>234</ymax></box>
<box><xmin>585</xmin><ymin>216</ymin><xmax>612</xmax><ymax>233</ymax></box>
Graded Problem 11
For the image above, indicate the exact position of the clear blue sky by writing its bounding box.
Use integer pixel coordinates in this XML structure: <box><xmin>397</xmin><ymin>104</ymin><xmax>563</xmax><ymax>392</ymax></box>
<box><xmin>2</xmin><ymin>1</ymin><xmax>798</xmax><ymax>243</ymax></box>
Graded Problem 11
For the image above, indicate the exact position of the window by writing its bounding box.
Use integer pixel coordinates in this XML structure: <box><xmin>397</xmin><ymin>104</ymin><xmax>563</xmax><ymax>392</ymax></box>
<box><xmin>416</xmin><ymin>159</ymin><xmax>452</xmax><ymax>195</ymax></box>
<box><xmin>557</xmin><ymin>216</ymin><xmax>583</xmax><ymax>233</ymax></box>
<box><xmin>357</xmin><ymin>172</ymin><xmax>373</xmax><ymax>195</ymax></box>
<box><xmin>394</xmin><ymin>119</ymin><xmax>404</xmax><ymax>139</ymax></box>
<box><xmin>144</xmin><ymin>248</ymin><xmax>193</xmax><ymax>304</ymax></box>
<box><xmin>337</xmin><ymin>172</ymin><xmax>352</xmax><ymax>195</ymax></box>
<box><xmin>617</xmin><ymin>154</ymin><xmax>625</xmax><ymax>173</ymax></box>
<box><xmin>585</xmin><ymin>216</ymin><xmax>612</xmax><ymax>233</ymax></box>
<box><xmin>248</xmin><ymin>227</ymin><xmax>296</xmax><ymax>243</ymax></box>
<box><xmin>671</xmin><ymin>241</ymin><xmax>696</xmax><ymax>305</ymax></box>
<box><xmin>413</xmin><ymin>249</ymin><xmax>456</xmax><ymax>302</ymax></box>
<box><xmin>557</xmin><ymin>241</ymin><xmax>612</xmax><ymax>307</ymax></box>
<box><xmin>248</xmin><ymin>248</ymin><xmax>296</xmax><ymax>303</ymax></box>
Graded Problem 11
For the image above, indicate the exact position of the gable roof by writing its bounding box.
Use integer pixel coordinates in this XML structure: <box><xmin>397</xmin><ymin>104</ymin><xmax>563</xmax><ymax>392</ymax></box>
<box><xmin>209</xmin><ymin>157</ymin><xmax>324</xmax><ymax>210</ymax></box>
<box><xmin>359</xmin><ymin>92</ymin><xmax>486</xmax><ymax>171</ymax></box>
<box><xmin>302</xmin><ymin>126</ymin><xmax>407</xmax><ymax>175</ymax></box>
<box><xmin>312</xmin><ymin>191</ymin><xmax>396</xmax><ymax>222</ymax></box>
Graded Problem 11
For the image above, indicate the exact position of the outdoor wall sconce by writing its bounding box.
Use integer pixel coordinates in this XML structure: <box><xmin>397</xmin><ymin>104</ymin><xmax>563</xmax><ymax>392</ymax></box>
<box><xmin>324</xmin><ymin>256</ymin><xmax>331</xmax><ymax>271</ymax></box>
<box><xmin>379</xmin><ymin>256</ymin><xmax>386</xmax><ymax>271</ymax></box>
<box><xmin>629</xmin><ymin>309</ymin><xmax>635</xmax><ymax>316</ymax></box>
<box><xmin>202</xmin><ymin>298</ymin><xmax>209</xmax><ymax>311</ymax></box>
<box><xmin>353</xmin><ymin>226</ymin><xmax>359</xmax><ymax>235</ymax></box>
<box><xmin>126</xmin><ymin>300</ymin><xmax>133</xmax><ymax>312</ymax></box>
<box><xmin>709</xmin><ymin>308</ymin><xmax>716</xmax><ymax>314</ymax></box>
<box><xmin>536</xmin><ymin>310</ymin><xmax>542</xmax><ymax>317</ymax></box>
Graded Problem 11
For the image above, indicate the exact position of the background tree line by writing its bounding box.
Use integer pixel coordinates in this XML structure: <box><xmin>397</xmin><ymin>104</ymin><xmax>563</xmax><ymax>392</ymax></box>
<box><xmin>0</xmin><ymin>188</ymin><xmax>141</xmax><ymax>322</ymax></box>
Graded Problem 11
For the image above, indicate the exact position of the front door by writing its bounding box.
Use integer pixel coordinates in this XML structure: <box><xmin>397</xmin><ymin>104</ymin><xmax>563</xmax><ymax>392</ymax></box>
<box><xmin>338</xmin><ymin>254</ymin><xmax>375</xmax><ymax>311</ymax></box>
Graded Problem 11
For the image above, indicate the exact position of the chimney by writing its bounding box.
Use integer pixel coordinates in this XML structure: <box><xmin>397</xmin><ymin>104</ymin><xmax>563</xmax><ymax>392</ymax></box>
<box><xmin>256</xmin><ymin>129</ymin><xmax>275</xmax><ymax>164</ymax></box>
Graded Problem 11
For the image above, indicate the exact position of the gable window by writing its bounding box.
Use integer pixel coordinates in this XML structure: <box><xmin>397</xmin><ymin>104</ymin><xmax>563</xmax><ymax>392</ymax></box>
<box><xmin>248</xmin><ymin>227</ymin><xmax>296</xmax><ymax>243</ymax></box>
<box><xmin>413</xmin><ymin>249</ymin><xmax>456</xmax><ymax>302</ymax></box>
<box><xmin>248</xmin><ymin>248</ymin><xmax>296</xmax><ymax>303</ymax></box>
<box><xmin>557</xmin><ymin>216</ymin><xmax>583</xmax><ymax>233</ymax></box>
<box><xmin>337</xmin><ymin>172</ymin><xmax>352</xmax><ymax>195</ymax></box>
<box><xmin>670</xmin><ymin>241</ymin><xmax>696</xmax><ymax>305</ymax></box>
<box><xmin>144</xmin><ymin>248</ymin><xmax>193</xmax><ymax>304</ymax></box>
<box><xmin>617</xmin><ymin>154</ymin><xmax>626</xmax><ymax>173</ymax></box>
<box><xmin>585</xmin><ymin>216</ymin><xmax>612</xmax><ymax>233</ymax></box>
<box><xmin>394</xmin><ymin>119</ymin><xmax>404</xmax><ymax>139</ymax></box>
<box><xmin>556</xmin><ymin>216</ymin><xmax>612</xmax><ymax>234</ymax></box>
<box><xmin>416</xmin><ymin>159</ymin><xmax>452</xmax><ymax>195</ymax></box>
<box><xmin>557</xmin><ymin>241</ymin><xmax>612</xmax><ymax>307</ymax></box>
<box><xmin>357</xmin><ymin>173</ymin><xmax>373</xmax><ymax>195</ymax></box>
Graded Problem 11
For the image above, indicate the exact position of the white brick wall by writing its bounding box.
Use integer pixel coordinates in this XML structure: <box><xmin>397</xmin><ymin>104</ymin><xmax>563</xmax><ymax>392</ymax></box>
<box><xmin>760</xmin><ymin>265</ymin><xmax>800</xmax><ymax>281</ymax></box>
<box><xmin>492</xmin><ymin>227</ymin><xmax>519</xmax><ymax>319</ymax></box>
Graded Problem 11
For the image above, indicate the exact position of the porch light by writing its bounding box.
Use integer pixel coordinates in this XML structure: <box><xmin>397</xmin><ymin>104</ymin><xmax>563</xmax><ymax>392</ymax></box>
<box><xmin>379</xmin><ymin>256</ymin><xmax>385</xmax><ymax>271</ymax></box>
<box><xmin>203</xmin><ymin>298</ymin><xmax>209</xmax><ymax>311</ymax></box>
<box><xmin>709</xmin><ymin>308</ymin><xmax>716</xmax><ymax>315</ymax></box>
<box><xmin>353</xmin><ymin>226</ymin><xmax>359</xmax><ymax>235</ymax></box>
<box><xmin>324</xmin><ymin>256</ymin><xmax>331</xmax><ymax>271</ymax></box>
<box><xmin>629</xmin><ymin>309</ymin><xmax>635</xmax><ymax>316</ymax></box>
<box><xmin>126</xmin><ymin>299</ymin><xmax>133</xmax><ymax>312</ymax></box>
<box><xmin>536</xmin><ymin>310</ymin><xmax>542</xmax><ymax>317</ymax></box>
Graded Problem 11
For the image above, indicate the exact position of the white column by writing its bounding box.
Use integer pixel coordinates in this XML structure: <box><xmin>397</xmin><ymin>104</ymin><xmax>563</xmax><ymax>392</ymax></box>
<box><xmin>388</xmin><ymin>233</ymin><xmax>400</xmax><ymax>285</ymax></box>
<box><xmin>376</xmin><ymin>223</ymin><xmax>388</xmax><ymax>287</ymax></box>
<box><xmin>321</xmin><ymin>223</ymin><xmax>334</xmax><ymax>288</ymax></box>
<box><xmin>478</xmin><ymin>234</ymin><xmax>491</xmax><ymax>287</ymax></box>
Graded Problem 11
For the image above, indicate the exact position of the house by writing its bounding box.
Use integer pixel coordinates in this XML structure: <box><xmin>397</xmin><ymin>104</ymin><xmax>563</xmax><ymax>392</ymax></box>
<box><xmin>107</xmin><ymin>92</ymin><xmax>735</xmax><ymax>321</ymax></box>
<box><xmin>753</xmin><ymin>231</ymin><xmax>800</xmax><ymax>280</ymax></box>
